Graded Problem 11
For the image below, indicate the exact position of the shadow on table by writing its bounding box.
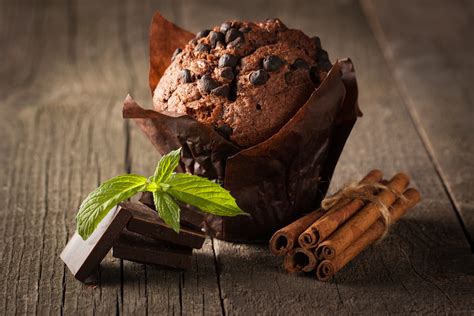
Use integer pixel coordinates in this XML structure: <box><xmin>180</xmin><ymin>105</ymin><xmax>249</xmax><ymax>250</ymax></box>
<box><xmin>330</xmin><ymin>216</ymin><xmax>474</xmax><ymax>285</ymax></box>
<box><xmin>95</xmin><ymin>216</ymin><xmax>473</xmax><ymax>287</ymax></box>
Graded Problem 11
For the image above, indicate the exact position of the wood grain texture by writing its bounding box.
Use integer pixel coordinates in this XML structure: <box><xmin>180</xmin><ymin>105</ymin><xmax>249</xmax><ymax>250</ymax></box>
<box><xmin>0</xmin><ymin>0</ymin><xmax>134</xmax><ymax>314</ymax></box>
<box><xmin>361</xmin><ymin>0</ymin><xmax>474</xmax><ymax>245</ymax></box>
<box><xmin>181</xmin><ymin>0</ymin><xmax>474</xmax><ymax>314</ymax></box>
<box><xmin>123</xmin><ymin>2</ymin><xmax>224</xmax><ymax>315</ymax></box>
<box><xmin>0</xmin><ymin>0</ymin><xmax>473</xmax><ymax>315</ymax></box>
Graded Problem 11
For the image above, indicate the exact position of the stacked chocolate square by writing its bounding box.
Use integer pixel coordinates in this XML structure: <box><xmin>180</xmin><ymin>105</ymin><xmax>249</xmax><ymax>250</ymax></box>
<box><xmin>61</xmin><ymin>194</ymin><xmax>205</xmax><ymax>282</ymax></box>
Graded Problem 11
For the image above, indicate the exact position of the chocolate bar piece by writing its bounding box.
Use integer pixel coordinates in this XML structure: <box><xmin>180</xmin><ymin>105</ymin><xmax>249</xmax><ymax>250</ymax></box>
<box><xmin>139</xmin><ymin>192</ymin><xmax>205</xmax><ymax>230</ymax></box>
<box><xmin>112</xmin><ymin>230</ymin><xmax>193</xmax><ymax>269</ymax></box>
<box><xmin>138</xmin><ymin>191</ymin><xmax>156</xmax><ymax>208</ymax></box>
<box><xmin>120</xmin><ymin>201</ymin><xmax>205</xmax><ymax>249</ymax></box>
<box><xmin>60</xmin><ymin>206</ymin><xmax>131</xmax><ymax>282</ymax></box>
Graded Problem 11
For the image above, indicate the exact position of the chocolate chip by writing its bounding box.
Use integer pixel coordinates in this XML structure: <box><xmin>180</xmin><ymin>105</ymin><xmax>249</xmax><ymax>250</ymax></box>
<box><xmin>312</xmin><ymin>36</ymin><xmax>322</xmax><ymax>49</ymax></box>
<box><xmin>211</xmin><ymin>85</ymin><xmax>230</xmax><ymax>98</ymax></box>
<box><xmin>194</xmin><ymin>43</ymin><xmax>211</xmax><ymax>53</ymax></box>
<box><xmin>316</xmin><ymin>49</ymin><xmax>329</xmax><ymax>62</ymax></box>
<box><xmin>239</xmin><ymin>26</ymin><xmax>251</xmax><ymax>33</ymax></box>
<box><xmin>198</xmin><ymin>74</ymin><xmax>219</xmax><ymax>93</ymax></box>
<box><xmin>209</xmin><ymin>31</ymin><xmax>225</xmax><ymax>47</ymax></box>
<box><xmin>215</xmin><ymin>41</ymin><xmax>226</xmax><ymax>49</ymax></box>
<box><xmin>171</xmin><ymin>48</ymin><xmax>182</xmax><ymax>61</ymax></box>
<box><xmin>249</xmin><ymin>69</ymin><xmax>269</xmax><ymax>85</ymax></box>
<box><xmin>216</xmin><ymin>124</ymin><xmax>233</xmax><ymax>139</ymax></box>
<box><xmin>225</xmin><ymin>28</ymin><xmax>243</xmax><ymax>44</ymax></box>
<box><xmin>196</xmin><ymin>29</ymin><xmax>210</xmax><ymax>39</ymax></box>
<box><xmin>180</xmin><ymin>69</ymin><xmax>193</xmax><ymax>83</ymax></box>
<box><xmin>309</xmin><ymin>67</ymin><xmax>320</xmax><ymax>85</ymax></box>
<box><xmin>263</xmin><ymin>55</ymin><xmax>283</xmax><ymax>72</ymax></box>
<box><xmin>256</xmin><ymin>103</ymin><xmax>262</xmax><ymax>111</ymax></box>
<box><xmin>220</xmin><ymin>67</ymin><xmax>235</xmax><ymax>81</ymax></box>
<box><xmin>227</xmin><ymin>36</ymin><xmax>244</xmax><ymax>48</ymax></box>
<box><xmin>220</xmin><ymin>22</ymin><xmax>232</xmax><ymax>33</ymax></box>
<box><xmin>316</xmin><ymin>49</ymin><xmax>332</xmax><ymax>71</ymax></box>
<box><xmin>218</xmin><ymin>54</ymin><xmax>239</xmax><ymax>68</ymax></box>
<box><xmin>292</xmin><ymin>58</ymin><xmax>309</xmax><ymax>69</ymax></box>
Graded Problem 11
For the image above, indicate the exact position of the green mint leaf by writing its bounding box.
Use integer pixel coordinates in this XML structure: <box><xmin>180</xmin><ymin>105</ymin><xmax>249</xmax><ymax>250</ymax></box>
<box><xmin>76</xmin><ymin>174</ymin><xmax>149</xmax><ymax>240</ymax></box>
<box><xmin>165</xmin><ymin>173</ymin><xmax>246</xmax><ymax>217</ymax></box>
<box><xmin>152</xmin><ymin>148</ymin><xmax>181</xmax><ymax>183</ymax></box>
<box><xmin>153</xmin><ymin>191</ymin><xmax>181</xmax><ymax>233</ymax></box>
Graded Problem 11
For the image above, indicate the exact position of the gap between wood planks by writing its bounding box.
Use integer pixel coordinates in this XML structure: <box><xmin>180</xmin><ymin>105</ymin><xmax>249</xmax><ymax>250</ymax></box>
<box><xmin>360</xmin><ymin>0</ymin><xmax>474</xmax><ymax>252</ymax></box>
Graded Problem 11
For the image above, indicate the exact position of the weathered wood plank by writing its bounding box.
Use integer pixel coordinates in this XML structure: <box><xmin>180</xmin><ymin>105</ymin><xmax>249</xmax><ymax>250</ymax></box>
<box><xmin>0</xmin><ymin>0</ymin><xmax>131</xmax><ymax>314</ymax></box>
<box><xmin>122</xmin><ymin>1</ymin><xmax>223</xmax><ymax>314</ymax></box>
<box><xmin>181</xmin><ymin>0</ymin><xmax>474</xmax><ymax>314</ymax></box>
<box><xmin>361</xmin><ymin>0</ymin><xmax>474</xmax><ymax>244</ymax></box>
<box><xmin>1</xmin><ymin>0</ymin><xmax>473</xmax><ymax>315</ymax></box>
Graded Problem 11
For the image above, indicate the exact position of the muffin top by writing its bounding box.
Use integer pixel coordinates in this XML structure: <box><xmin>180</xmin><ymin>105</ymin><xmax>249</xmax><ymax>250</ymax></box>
<box><xmin>153</xmin><ymin>18</ymin><xmax>331</xmax><ymax>147</ymax></box>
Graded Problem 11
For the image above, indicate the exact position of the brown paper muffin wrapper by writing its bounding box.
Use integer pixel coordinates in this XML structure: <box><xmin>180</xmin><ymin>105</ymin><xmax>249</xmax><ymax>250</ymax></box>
<box><xmin>123</xmin><ymin>12</ymin><xmax>362</xmax><ymax>242</ymax></box>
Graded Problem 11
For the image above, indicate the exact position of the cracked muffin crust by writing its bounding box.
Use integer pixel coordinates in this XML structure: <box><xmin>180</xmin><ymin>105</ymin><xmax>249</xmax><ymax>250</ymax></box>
<box><xmin>153</xmin><ymin>18</ymin><xmax>332</xmax><ymax>148</ymax></box>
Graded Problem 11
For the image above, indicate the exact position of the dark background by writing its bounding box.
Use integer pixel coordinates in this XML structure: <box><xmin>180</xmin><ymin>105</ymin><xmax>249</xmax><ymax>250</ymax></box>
<box><xmin>0</xmin><ymin>0</ymin><xmax>473</xmax><ymax>314</ymax></box>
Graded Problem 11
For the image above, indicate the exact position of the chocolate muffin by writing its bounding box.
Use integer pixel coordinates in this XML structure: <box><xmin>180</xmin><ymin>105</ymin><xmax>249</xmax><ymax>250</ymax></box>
<box><xmin>153</xmin><ymin>18</ymin><xmax>332</xmax><ymax>148</ymax></box>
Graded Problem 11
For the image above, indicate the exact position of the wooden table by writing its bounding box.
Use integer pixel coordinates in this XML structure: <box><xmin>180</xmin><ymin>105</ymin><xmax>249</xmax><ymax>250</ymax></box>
<box><xmin>1</xmin><ymin>0</ymin><xmax>473</xmax><ymax>314</ymax></box>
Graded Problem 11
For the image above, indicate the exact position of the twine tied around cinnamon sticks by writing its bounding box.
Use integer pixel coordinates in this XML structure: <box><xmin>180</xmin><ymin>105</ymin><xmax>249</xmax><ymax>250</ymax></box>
<box><xmin>320</xmin><ymin>177</ymin><xmax>407</xmax><ymax>240</ymax></box>
<box><xmin>269</xmin><ymin>170</ymin><xmax>421</xmax><ymax>281</ymax></box>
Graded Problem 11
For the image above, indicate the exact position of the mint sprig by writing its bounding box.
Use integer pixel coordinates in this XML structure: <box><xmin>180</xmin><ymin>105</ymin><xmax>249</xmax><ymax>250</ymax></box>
<box><xmin>166</xmin><ymin>173</ymin><xmax>244</xmax><ymax>216</ymax></box>
<box><xmin>76</xmin><ymin>148</ymin><xmax>246</xmax><ymax>240</ymax></box>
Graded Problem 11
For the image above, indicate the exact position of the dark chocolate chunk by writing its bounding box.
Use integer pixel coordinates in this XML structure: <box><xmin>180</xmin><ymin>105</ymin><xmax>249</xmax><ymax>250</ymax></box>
<box><xmin>292</xmin><ymin>58</ymin><xmax>309</xmax><ymax>69</ymax></box>
<box><xmin>196</xmin><ymin>29</ymin><xmax>210</xmax><ymax>39</ymax></box>
<box><xmin>220</xmin><ymin>67</ymin><xmax>235</xmax><ymax>81</ymax></box>
<box><xmin>171</xmin><ymin>48</ymin><xmax>182</xmax><ymax>61</ymax></box>
<box><xmin>139</xmin><ymin>192</ymin><xmax>205</xmax><ymax>230</ymax></box>
<box><xmin>263</xmin><ymin>55</ymin><xmax>283</xmax><ymax>72</ymax></box>
<box><xmin>194</xmin><ymin>43</ymin><xmax>211</xmax><ymax>53</ymax></box>
<box><xmin>220</xmin><ymin>21</ymin><xmax>232</xmax><ymax>33</ymax></box>
<box><xmin>249</xmin><ymin>69</ymin><xmax>269</xmax><ymax>85</ymax></box>
<box><xmin>180</xmin><ymin>69</ymin><xmax>193</xmax><ymax>83</ymax></box>
<box><xmin>225</xmin><ymin>28</ymin><xmax>243</xmax><ymax>44</ymax></box>
<box><xmin>121</xmin><ymin>201</ymin><xmax>205</xmax><ymax>249</ymax></box>
<box><xmin>113</xmin><ymin>230</ymin><xmax>193</xmax><ymax>270</ymax></box>
<box><xmin>218</xmin><ymin>54</ymin><xmax>239</xmax><ymax>68</ymax></box>
<box><xmin>312</xmin><ymin>36</ymin><xmax>322</xmax><ymax>49</ymax></box>
<box><xmin>60</xmin><ymin>206</ymin><xmax>132</xmax><ymax>282</ymax></box>
<box><xmin>216</xmin><ymin>124</ymin><xmax>233</xmax><ymax>139</ymax></box>
<box><xmin>198</xmin><ymin>74</ymin><xmax>219</xmax><ymax>93</ymax></box>
<box><xmin>211</xmin><ymin>85</ymin><xmax>230</xmax><ymax>98</ymax></box>
<box><xmin>139</xmin><ymin>191</ymin><xmax>155</xmax><ymax>208</ymax></box>
<box><xmin>309</xmin><ymin>66</ymin><xmax>320</xmax><ymax>85</ymax></box>
<box><xmin>209</xmin><ymin>31</ymin><xmax>225</xmax><ymax>48</ymax></box>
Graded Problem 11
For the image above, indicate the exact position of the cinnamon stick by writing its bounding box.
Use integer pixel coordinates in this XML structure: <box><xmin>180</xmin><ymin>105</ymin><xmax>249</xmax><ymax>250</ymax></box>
<box><xmin>315</xmin><ymin>173</ymin><xmax>410</xmax><ymax>260</ymax></box>
<box><xmin>269</xmin><ymin>209</ymin><xmax>327</xmax><ymax>256</ymax></box>
<box><xmin>298</xmin><ymin>169</ymin><xmax>383</xmax><ymax>248</ymax></box>
<box><xmin>283</xmin><ymin>248</ymin><xmax>318</xmax><ymax>273</ymax></box>
<box><xmin>316</xmin><ymin>188</ymin><xmax>420</xmax><ymax>281</ymax></box>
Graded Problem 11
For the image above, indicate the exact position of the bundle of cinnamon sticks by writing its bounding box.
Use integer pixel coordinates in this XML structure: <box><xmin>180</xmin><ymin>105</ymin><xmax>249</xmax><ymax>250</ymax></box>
<box><xmin>269</xmin><ymin>170</ymin><xmax>421</xmax><ymax>281</ymax></box>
